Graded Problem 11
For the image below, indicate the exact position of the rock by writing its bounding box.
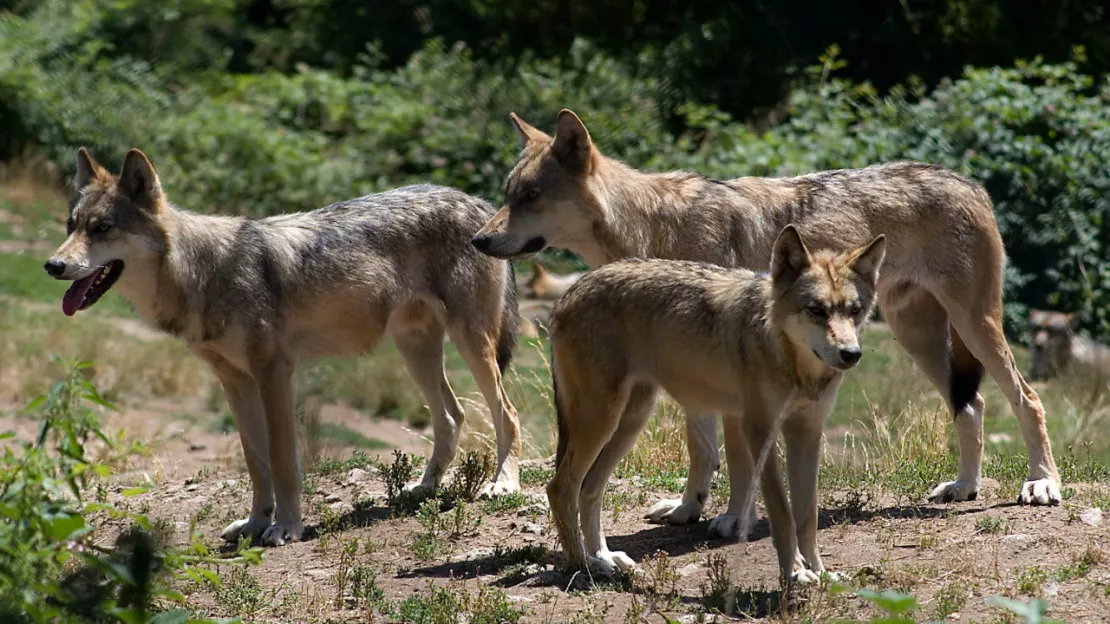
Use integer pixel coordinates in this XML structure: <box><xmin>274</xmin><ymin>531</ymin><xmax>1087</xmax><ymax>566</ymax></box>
<box><xmin>517</xmin><ymin>504</ymin><xmax>549</xmax><ymax>517</ymax></box>
<box><xmin>677</xmin><ymin>563</ymin><xmax>701</xmax><ymax>577</ymax></box>
<box><xmin>1079</xmin><ymin>507</ymin><xmax>1102</xmax><ymax>527</ymax></box>
<box><xmin>324</xmin><ymin>492</ymin><xmax>342</xmax><ymax>504</ymax></box>
<box><xmin>346</xmin><ymin>468</ymin><xmax>369</xmax><ymax>484</ymax></box>
<box><xmin>1002</xmin><ymin>533</ymin><xmax>1032</xmax><ymax>545</ymax></box>
<box><xmin>520</xmin><ymin>522</ymin><xmax>544</xmax><ymax>534</ymax></box>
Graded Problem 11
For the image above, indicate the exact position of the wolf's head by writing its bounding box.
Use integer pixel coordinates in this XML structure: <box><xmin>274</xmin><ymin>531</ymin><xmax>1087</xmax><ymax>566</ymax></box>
<box><xmin>471</xmin><ymin>110</ymin><xmax>603</xmax><ymax>260</ymax></box>
<box><xmin>770</xmin><ymin>225</ymin><xmax>886</xmax><ymax>372</ymax></box>
<box><xmin>44</xmin><ymin>148</ymin><xmax>168</xmax><ymax>316</ymax></box>
<box><xmin>1027</xmin><ymin>309</ymin><xmax>1078</xmax><ymax>381</ymax></box>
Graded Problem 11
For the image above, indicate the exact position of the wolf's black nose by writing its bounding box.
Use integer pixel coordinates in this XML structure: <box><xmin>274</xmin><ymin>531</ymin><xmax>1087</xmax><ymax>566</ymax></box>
<box><xmin>471</xmin><ymin>235</ymin><xmax>492</xmax><ymax>252</ymax></box>
<box><xmin>44</xmin><ymin>258</ymin><xmax>66</xmax><ymax>278</ymax></box>
<box><xmin>840</xmin><ymin>347</ymin><xmax>862</xmax><ymax>365</ymax></box>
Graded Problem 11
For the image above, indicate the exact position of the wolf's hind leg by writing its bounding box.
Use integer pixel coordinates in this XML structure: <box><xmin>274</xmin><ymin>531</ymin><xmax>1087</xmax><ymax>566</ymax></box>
<box><xmin>394</xmin><ymin>319</ymin><xmax>461</xmax><ymax>500</ymax></box>
<box><xmin>645</xmin><ymin>410</ymin><xmax>718</xmax><ymax>525</ymax></box>
<box><xmin>448</xmin><ymin>320</ymin><xmax>521</xmax><ymax>498</ymax></box>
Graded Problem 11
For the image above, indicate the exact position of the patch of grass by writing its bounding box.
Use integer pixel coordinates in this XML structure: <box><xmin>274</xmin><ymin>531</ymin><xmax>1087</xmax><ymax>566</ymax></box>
<box><xmin>409</xmin><ymin>497</ymin><xmax>481</xmax><ymax>561</ymax></box>
<box><xmin>933</xmin><ymin>580</ymin><xmax>970</xmax><ymax>619</ymax></box>
<box><xmin>975</xmin><ymin>514</ymin><xmax>1006</xmax><ymax>535</ymax></box>
<box><xmin>398</xmin><ymin>580</ymin><xmax>526</xmax><ymax>624</ymax></box>
<box><xmin>482</xmin><ymin>491</ymin><xmax>530</xmax><ymax>514</ymax></box>
<box><xmin>1017</xmin><ymin>566</ymin><xmax>1050</xmax><ymax>596</ymax></box>
<box><xmin>208</xmin><ymin>566</ymin><xmax>268</xmax><ymax>620</ymax></box>
<box><xmin>1056</xmin><ymin>544</ymin><xmax>1104</xmax><ymax>582</ymax></box>
<box><xmin>440</xmin><ymin>451</ymin><xmax>495</xmax><ymax>504</ymax></box>
<box><xmin>700</xmin><ymin>549</ymin><xmax>733</xmax><ymax>614</ymax></box>
<box><xmin>316</xmin><ymin>449</ymin><xmax>378</xmax><ymax>477</ymax></box>
<box><xmin>520</xmin><ymin>465</ymin><xmax>553</xmax><ymax>486</ymax></box>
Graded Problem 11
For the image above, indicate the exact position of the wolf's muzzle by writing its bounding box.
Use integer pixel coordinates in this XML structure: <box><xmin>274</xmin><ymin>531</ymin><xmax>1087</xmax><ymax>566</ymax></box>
<box><xmin>44</xmin><ymin>258</ymin><xmax>66</xmax><ymax>278</ymax></box>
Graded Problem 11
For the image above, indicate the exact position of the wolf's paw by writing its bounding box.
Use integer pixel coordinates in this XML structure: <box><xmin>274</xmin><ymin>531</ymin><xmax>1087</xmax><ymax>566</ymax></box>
<box><xmin>479</xmin><ymin>475</ymin><xmax>520</xmax><ymax>499</ymax></box>
<box><xmin>220</xmin><ymin>516</ymin><xmax>271</xmax><ymax>544</ymax></box>
<box><xmin>789</xmin><ymin>568</ymin><xmax>821</xmax><ymax>586</ymax></box>
<box><xmin>706</xmin><ymin>511</ymin><xmax>757</xmax><ymax>539</ymax></box>
<box><xmin>1018</xmin><ymin>478</ymin><xmax>1061</xmax><ymax>506</ymax></box>
<box><xmin>820</xmin><ymin>571</ymin><xmax>847</xmax><ymax>583</ymax></box>
<box><xmin>260</xmin><ymin>521</ymin><xmax>304</xmax><ymax>547</ymax></box>
<box><xmin>588</xmin><ymin>550</ymin><xmax>637</xmax><ymax>577</ymax></box>
<box><xmin>927</xmin><ymin>479</ymin><xmax>979</xmax><ymax>503</ymax></box>
<box><xmin>644</xmin><ymin>498</ymin><xmax>702</xmax><ymax>525</ymax></box>
<box><xmin>402</xmin><ymin>480</ymin><xmax>436</xmax><ymax>502</ymax></box>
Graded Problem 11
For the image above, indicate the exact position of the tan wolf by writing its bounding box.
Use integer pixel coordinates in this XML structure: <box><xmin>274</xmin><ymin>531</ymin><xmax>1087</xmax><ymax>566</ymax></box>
<box><xmin>46</xmin><ymin>148</ymin><xmax>522</xmax><ymax>546</ymax></box>
<box><xmin>524</xmin><ymin>263</ymin><xmax>584</xmax><ymax>300</ymax></box>
<box><xmin>473</xmin><ymin>110</ymin><xmax>1061</xmax><ymax>534</ymax></box>
<box><xmin>547</xmin><ymin>225</ymin><xmax>885</xmax><ymax>583</ymax></box>
<box><xmin>1028</xmin><ymin>309</ymin><xmax>1110</xmax><ymax>381</ymax></box>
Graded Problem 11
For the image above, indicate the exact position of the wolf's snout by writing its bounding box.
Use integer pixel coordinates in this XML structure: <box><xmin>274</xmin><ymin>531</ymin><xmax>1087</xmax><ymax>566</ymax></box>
<box><xmin>44</xmin><ymin>258</ymin><xmax>66</xmax><ymax>278</ymax></box>
<box><xmin>839</xmin><ymin>347</ymin><xmax>862</xmax><ymax>366</ymax></box>
<box><xmin>471</xmin><ymin>234</ymin><xmax>492</xmax><ymax>252</ymax></box>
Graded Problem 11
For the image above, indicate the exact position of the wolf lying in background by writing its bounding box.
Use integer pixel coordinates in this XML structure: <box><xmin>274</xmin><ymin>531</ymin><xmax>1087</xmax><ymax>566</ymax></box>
<box><xmin>547</xmin><ymin>225</ymin><xmax>885</xmax><ymax>584</ymax></box>
<box><xmin>1028</xmin><ymin>309</ymin><xmax>1110</xmax><ymax>381</ymax></box>
<box><xmin>473</xmin><ymin>109</ymin><xmax>1062</xmax><ymax>533</ymax></box>
<box><xmin>524</xmin><ymin>263</ymin><xmax>584</xmax><ymax>301</ymax></box>
<box><xmin>45</xmin><ymin>148</ymin><xmax>521</xmax><ymax>546</ymax></box>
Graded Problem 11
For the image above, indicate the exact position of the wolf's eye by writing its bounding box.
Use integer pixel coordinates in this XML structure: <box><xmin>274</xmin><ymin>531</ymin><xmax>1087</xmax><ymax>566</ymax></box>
<box><xmin>807</xmin><ymin>305</ymin><xmax>827</xmax><ymax>318</ymax></box>
<box><xmin>525</xmin><ymin>188</ymin><xmax>540</xmax><ymax>200</ymax></box>
<box><xmin>850</xmin><ymin>303</ymin><xmax>863</xmax><ymax>316</ymax></box>
<box><xmin>93</xmin><ymin>222</ymin><xmax>112</xmax><ymax>234</ymax></box>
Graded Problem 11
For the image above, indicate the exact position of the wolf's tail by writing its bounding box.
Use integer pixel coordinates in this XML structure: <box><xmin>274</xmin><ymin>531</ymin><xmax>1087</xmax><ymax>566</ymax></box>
<box><xmin>552</xmin><ymin>349</ymin><xmax>568</xmax><ymax>470</ymax></box>
<box><xmin>496</xmin><ymin>262</ymin><xmax>520</xmax><ymax>375</ymax></box>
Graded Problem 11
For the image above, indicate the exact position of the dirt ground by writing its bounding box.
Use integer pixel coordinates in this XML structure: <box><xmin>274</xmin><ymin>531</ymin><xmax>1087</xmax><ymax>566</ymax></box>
<box><xmin>7</xmin><ymin>388</ymin><xmax>1106</xmax><ymax>624</ymax></box>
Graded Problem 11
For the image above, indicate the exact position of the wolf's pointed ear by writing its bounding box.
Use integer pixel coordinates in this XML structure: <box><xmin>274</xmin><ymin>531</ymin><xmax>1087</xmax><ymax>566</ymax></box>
<box><xmin>75</xmin><ymin>147</ymin><xmax>108</xmax><ymax>191</ymax></box>
<box><xmin>771</xmin><ymin>224</ymin><xmax>811</xmax><ymax>287</ymax></box>
<box><xmin>551</xmin><ymin>109</ymin><xmax>594</xmax><ymax>174</ymax></box>
<box><xmin>119</xmin><ymin>148</ymin><xmax>163</xmax><ymax>210</ymax></box>
<box><xmin>849</xmin><ymin>234</ymin><xmax>887</xmax><ymax>283</ymax></box>
<box><xmin>510</xmin><ymin>112</ymin><xmax>549</xmax><ymax>146</ymax></box>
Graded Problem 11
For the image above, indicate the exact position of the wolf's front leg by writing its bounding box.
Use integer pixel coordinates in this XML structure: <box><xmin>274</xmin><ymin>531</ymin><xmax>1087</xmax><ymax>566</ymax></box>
<box><xmin>645</xmin><ymin>410</ymin><xmax>718</xmax><ymax>525</ymax></box>
<box><xmin>207</xmin><ymin>364</ymin><xmax>277</xmax><ymax>545</ymax></box>
<box><xmin>255</xmin><ymin>357</ymin><xmax>304</xmax><ymax>546</ymax></box>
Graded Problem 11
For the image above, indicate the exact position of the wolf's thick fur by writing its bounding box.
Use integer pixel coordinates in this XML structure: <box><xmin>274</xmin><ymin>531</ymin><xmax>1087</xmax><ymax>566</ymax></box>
<box><xmin>524</xmin><ymin>263</ymin><xmax>583</xmax><ymax>300</ymax></box>
<box><xmin>1028</xmin><ymin>309</ymin><xmax>1110</xmax><ymax>381</ymax></box>
<box><xmin>474</xmin><ymin>110</ymin><xmax>1061</xmax><ymax>529</ymax></box>
<box><xmin>548</xmin><ymin>226</ymin><xmax>884</xmax><ymax>584</ymax></box>
<box><xmin>47</xmin><ymin>148</ymin><xmax>522</xmax><ymax>546</ymax></box>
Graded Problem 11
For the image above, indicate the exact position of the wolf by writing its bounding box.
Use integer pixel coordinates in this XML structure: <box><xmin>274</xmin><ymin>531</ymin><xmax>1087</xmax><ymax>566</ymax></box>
<box><xmin>473</xmin><ymin>110</ymin><xmax>1061</xmax><ymax>535</ymax></box>
<box><xmin>547</xmin><ymin>225</ymin><xmax>885</xmax><ymax>583</ymax></box>
<box><xmin>524</xmin><ymin>263</ymin><xmax>584</xmax><ymax>300</ymax></box>
<box><xmin>45</xmin><ymin>148</ymin><xmax>522</xmax><ymax>546</ymax></box>
<box><xmin>1028</xmin><ymin>309</ymin><xmax>1110</xmax><ymax>381</ymax></box>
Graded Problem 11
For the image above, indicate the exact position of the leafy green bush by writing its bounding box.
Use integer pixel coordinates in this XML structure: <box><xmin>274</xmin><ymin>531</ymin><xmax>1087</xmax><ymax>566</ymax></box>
<box><xmin>0</xmin><ymin>356</ymin><xmax>261</xmax><ymax>623</ymax></box>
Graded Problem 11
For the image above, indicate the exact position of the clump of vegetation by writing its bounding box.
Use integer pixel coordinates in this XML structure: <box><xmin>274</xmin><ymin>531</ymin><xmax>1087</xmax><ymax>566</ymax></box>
<box><xmin>0</xmin><ymin>357</ymin><xmax>262</xmax><ymax>623</ymax></box>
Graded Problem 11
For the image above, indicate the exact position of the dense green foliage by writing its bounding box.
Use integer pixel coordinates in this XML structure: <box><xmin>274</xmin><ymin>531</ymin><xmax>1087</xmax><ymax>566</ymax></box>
<box><xmin>0</xmin><ymin>357</ymin><xmax>261</xmax><ymax>623</ymax></box>
<box><xmin>2</xmin><ymin>0</ymin><xmax>1110</xmax><ymax>340</ymax></box>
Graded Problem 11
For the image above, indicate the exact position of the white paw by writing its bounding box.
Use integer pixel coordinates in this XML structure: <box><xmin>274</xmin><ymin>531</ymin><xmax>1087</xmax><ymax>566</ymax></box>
<box><xmin>789</xmin><ymin>568</ymin><xmax>821</xmax><ymax>585</ymax></box>
<box><xmin>403</xmin><ymin>480</ymin><xmax>436</xmax><ymax>501</ymax></box>
<box><xmin>479</xmin><ymin>475</ymin><xmax>521</xmax><ymax>499</ymax></box>
<box><xmin>644</xmin><ymin>498</ymin><xmax>703</xmax><ymax>525</ymax></box>
<box><xmin>589</xmin><ymin>550</ymin><xmax>637</xmax><ymax>576</ymax></box>
<box><xmin>706</xmin><ymin>511</ymin><xmax>757</xmax><ymax>539</ymax></box>
<box><xmin>1018</xmin><ymin>478</ymin><xmax>1061</xmax><ymax>506</ymax></box>
<box><xmin>220</xmin><ymin>516</ymin><xmax>271</xmax><ymax>544</ymax></box>
<box><xmin>261</xmin><ymin>521</ymin><xmax>304</xmax><ymax>547</ymax></box>
<box><xmin>927</xmin><ymin>479</ymin><xmax>980</xmax><ymax>503</ymax></box>
<box><xmin>820</xmin><ymin>570</ymin><xmax>847</xmax><ymax>583</ymax></box>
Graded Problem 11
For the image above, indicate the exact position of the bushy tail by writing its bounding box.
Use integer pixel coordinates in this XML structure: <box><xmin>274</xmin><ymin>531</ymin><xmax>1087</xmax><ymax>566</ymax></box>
<box><xmin>496</xmin><ymin>262</ymin><xmax>520</xmax><ymax>374</ymax></box>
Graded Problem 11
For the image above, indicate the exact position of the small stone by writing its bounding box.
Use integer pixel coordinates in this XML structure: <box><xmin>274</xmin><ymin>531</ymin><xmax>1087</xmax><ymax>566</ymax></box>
<box><xmin>324</xmin><ymin>493</ymin><xmax>342</xmax><ymax>504</ymax></box>
<box><xmin>1002</xmin><ymin>533</ymin><xmax>1032</xmax><ymax>544</ymax></box>
<box><xmin>347</xmin><ymin>468</ymin><xmax>369</xmax><ymax>484</ymax></box>
<box><xmin>1079</xmin><ymin>507</ymin><xmax>1102</xmax><ymax>527</ymax></box>
<box><xmin>185</xmin><ymin>484</ymin><xmax>199</xmax><ymax>492</ymax></box>
<box><xmin>521</xmin><ymin>522</ymin><xmax>544</xmax><ymax>534</ymax></box>
<box><xmin>677</xmin><ymin>563</ymin><xmax>701</xmax><ymax>577</ymax></box>
<box><xmin>305</xmin><ymin>569</ymin><xmax>330</xmax><ymax>579</ymax></box>
<box><xmin>459</xmin><ymin>547</ymin><xmax>496</xmax><ymax>561</ymax></box>
<box><xmin>948</xmin><ymin>612</ymin><xmax>962</xmax><ymax>620</ymax></box>
<box><xmin>517</xmin><ymin>504</ymin><xmax>548</xmax><ymax>517</ymax></box>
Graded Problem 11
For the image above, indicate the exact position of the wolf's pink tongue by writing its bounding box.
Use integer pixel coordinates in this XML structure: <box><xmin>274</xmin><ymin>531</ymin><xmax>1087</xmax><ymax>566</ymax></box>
<box><xmin>62</xmin><ymin>272</ymin><xmax>98</xmax><ymax>317</ymax></box>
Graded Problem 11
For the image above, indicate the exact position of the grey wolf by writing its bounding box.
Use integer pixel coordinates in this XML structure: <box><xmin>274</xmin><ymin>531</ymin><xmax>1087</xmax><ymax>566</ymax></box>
<box><xmin>473</xmin><ymin>109</ymin><xmax>1062</xmax><ymax>533</ymax></box>
<box><xmin>524</xmin><ymin>263</ymin><xmax>583</xmax><ymax>300</ymax></box>
<box><xmin>546</xmin><ymin>226</ymin><xmax>884</xmax><ymax>583</ymax></box>
<box><xmin>1028</xmin><ymin>309</ymin><xmax>1110</xmax><ymax>381</ymax></box>
<box><xmin>46</xmin><ymin>148</ymin><xmax>522</xmax><ymax>546</ymax></box>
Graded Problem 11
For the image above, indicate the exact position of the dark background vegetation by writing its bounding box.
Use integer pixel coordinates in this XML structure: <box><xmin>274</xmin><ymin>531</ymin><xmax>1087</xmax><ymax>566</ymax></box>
<box><xmin>2</xmin><ymin>0</ymin><xmax>1110</xmax><ymax>338</ymax></box>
